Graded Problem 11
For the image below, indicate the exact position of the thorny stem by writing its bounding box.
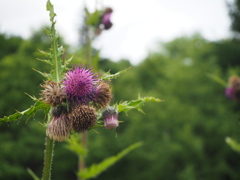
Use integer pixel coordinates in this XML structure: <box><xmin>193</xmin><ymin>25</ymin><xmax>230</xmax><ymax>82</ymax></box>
<box><xmin>78</xmin><ymin>132</ymin><xmax>87</xmax><ymax>180</ymax></box>
<box><xmin>42</xmin><ymin>108</ymin><xmax>55</xmax><ymax>180</ymax></box>
<box><xmin>42</xmin><ymin>1</ymin><xmax>61</xmax><ymax>179</ymax></box>
<box><xmin>42</xmin><ymin>136</ymin><xmax>55</xmax><ymax>180</ymax></box>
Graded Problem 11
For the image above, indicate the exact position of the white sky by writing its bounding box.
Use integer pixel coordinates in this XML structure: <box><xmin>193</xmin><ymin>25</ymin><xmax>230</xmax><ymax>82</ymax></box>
<box><xmin>0</xmin><ymin>0</ymin><xmax>232</xmax><ymax>65</ymax></box>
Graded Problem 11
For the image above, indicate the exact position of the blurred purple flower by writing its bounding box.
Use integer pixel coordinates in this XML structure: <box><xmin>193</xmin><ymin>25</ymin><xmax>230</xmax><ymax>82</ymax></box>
<box><xmin>225</xmin><ymin>87</ymin><xmax>235</xmax><ymax>99</ymax></box>
<box><xmin>101</xmin><ymin>8</ymin><xmax>113</xmax><ymax>30</ymax></box>
<box><xmin>102</xmin><ymin>12</ymin><xmax>112</xmax><ymax>29</ymax></box>
<box><xmin>102</xmin><ymin>107</ymin><xmax>118</xmax><ymax>130</ymax></box>
<box><xmin>63</xmin><ymin>66</ymin><xmax>98</xmax><ymax>103</ymax></box>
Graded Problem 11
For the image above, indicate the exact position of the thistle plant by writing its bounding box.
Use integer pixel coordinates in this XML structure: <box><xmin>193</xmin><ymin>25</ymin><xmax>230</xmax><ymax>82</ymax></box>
<box><xmin>0</xmin><ymin>1</ymin><xmax>161</xmax><ymax>179</ymax></box>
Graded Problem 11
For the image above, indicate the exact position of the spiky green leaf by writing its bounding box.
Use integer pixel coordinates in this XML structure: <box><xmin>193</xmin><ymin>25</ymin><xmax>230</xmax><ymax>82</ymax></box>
<box><xmin>64</xmin><ymin>56</ymin><xmax>74</xmax><ymax>68</ymax></box>
<box><xmin>101</xmin><ymin>67</ymin><xmax>131</xmax><ymax>81</ymax></box>
<box><xmin>38</xmin><ymin>49</ymin><xmax>50</xmax><ymax>57</ymax></box>
<box><xmin>36</xmin><ymin>58</ymin><xmax>53</xmax><ymax>65</ymax></box>
<box><xmin>0</xmin><ymin>100</ymin><xmax>50</xmax><ymax>124</ymax></box>
<box><xmin>117</xmin><ymin>96</ymin><xmax>162</xmax><ymax>114</ymax></box>
<box><xmin>33</xmin><ymin>68</ymin><xmax>51</xmax><ymax>79</ymax></box>
<box><xmin>78</xmin><ymin>142</ymin><xmax>143</xmax><ymax>180</ymax></box>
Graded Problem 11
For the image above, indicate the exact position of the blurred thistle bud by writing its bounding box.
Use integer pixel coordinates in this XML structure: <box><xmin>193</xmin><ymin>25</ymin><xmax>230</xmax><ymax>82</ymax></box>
<box><xmin>102</xmin><ymin>107</ymin><xmax>118</xmax><ymax>130</ymax></box>
<box><xmin>46</xmin><ymin>106</ymin><xmax>72</xmax><ymax>142</ymax></box>
<box><xmin>225</xmin><ymin>75</ymin><xmax>240</xmax><ymax>100</ymax></box>
<box><xmin>225</xmin><ymin>87</ymin><xmax>235</xmax><ymax>99</ymax></box>
<box><xmin>101</xmin><ymin>7</ymin><xmax>113</xmax><ymax>30</ymax></box>
<box><xmin>70</xmin><ymin>104</ymin><xmax>97</xmax><ymax>132</ymax></box>
<box><xmin>63</xmin><ymin>66</ymin><xmax>98</xmax><ymax>104</ymax></box>
<box><xmin>92</xmin><ymin>81</ymin><xmax>112</xmax><ymax>109</ymax></box>
<box><xmin>40</xmin><ymin>81</ymin><xmax>66</xmax><ymax>106</ymax></box>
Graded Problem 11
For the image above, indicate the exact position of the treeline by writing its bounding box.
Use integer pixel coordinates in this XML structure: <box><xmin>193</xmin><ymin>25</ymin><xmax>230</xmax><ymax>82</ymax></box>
<box><xmin>1</xmin><ymin>30</ymin><xmax>240</xmax><ymax>180</ymax></box>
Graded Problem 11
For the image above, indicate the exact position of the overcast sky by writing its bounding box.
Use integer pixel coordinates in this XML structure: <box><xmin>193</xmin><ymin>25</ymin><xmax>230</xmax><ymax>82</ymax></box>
<box><xmin>0</xmin><ymin>0</ymin><xmax>232</xmax><ymax>64</ymax></box>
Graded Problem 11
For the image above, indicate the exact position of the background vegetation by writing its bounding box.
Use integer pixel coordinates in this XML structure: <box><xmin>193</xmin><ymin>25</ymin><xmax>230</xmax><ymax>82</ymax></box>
<box><xmin>1</xmin><ymin>1</ymin><xmax>240</xmax><ymax>179</ymax></box>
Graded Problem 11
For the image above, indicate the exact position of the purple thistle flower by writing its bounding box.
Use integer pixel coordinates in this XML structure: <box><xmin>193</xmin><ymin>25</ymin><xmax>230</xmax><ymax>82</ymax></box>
<box><xmin>225</xmin><ymin>87</ymin><xmax>235</xmax><ymax>99</ymax></box>
<box><xmin>102</xmin><ymin>107</ymin><xmax>118</xmax><ymax>130</ymax></box>
<box><xmin>63</xmin><ymin>66</ymin><xmax>98</xmax><ymax>103</ymax></box>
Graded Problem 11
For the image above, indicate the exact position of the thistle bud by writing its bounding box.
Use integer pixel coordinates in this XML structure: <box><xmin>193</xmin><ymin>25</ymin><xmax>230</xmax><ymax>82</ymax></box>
<box><xmin>225</xmin><ymin>87</ymin><xmax>235</xmax><ymax>99</ymax></box>
<box><xmin>229</xmin><ymin>75</ymin><xmax>240</xmax><ymax>88</ymax></box>
<box><xmin>46</xmin><ymin>106</ymin><xmax>72</xmax><ymax>142</ymax></box>
<box><xmin>70</xmin><ymin>104</ymin><xmax>97</xmax><ymax>132</ymax></box>
<box><xmin>93</xmin><ymin>81</ymin><xmax>112</xmax><ymax>109</ymax></box>
<box><xmin>102</xmin><ymin>107</ymin><xmax>118</xmax><ymax>130</ymax></box>
<box><xmin>40</xmin><ymin>81</ymin><xmax>66</xmax><ymax>106</ymax></box>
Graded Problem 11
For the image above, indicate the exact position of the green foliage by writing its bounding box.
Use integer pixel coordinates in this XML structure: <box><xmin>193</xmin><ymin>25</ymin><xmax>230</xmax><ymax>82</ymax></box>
<box><xmin>65</xmin><ymin>134</ymin><xmax>88</xmax><ymax>157</ymax></box>
<box><xmin>78</xmin><ymin>142</ymin><xmax>142</xmax><ymax>180</ymax></box>
<box><xmin>85</xmin><ymin>8</ymin><xmax>101</xmax><ymax>27</ymax></box>
<box><xmin>226</xmin><ymin>137</ymin><xmax>240</xmax><ymax>153</ymax></box>
<box><xmin>228</xmin><ymin>0</ymin><xmax>240</xmax><ymax>34</ymax></box>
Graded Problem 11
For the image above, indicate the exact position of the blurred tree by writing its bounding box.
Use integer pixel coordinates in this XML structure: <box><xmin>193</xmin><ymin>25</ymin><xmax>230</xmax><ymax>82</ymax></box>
<box><xmin>0</xmin><ymin>33</ymin><xmax>22</xmax><ymax>59</ymax></box>
<box><xmin>86</xmin><ymin>35</ymin><xmax>240</xmax><ymax>180</ymax></box>
<box><xmin>228</xmin><ymin>0</ymin><xmax>240</xmax><ymax>35</ymax></box>
<box><xmin>1</xmin><ymin>30</ymin><xmax>240</xmax><ymax>180</ymax></box>
<box><xmin>211</xmin><ymin>38</ymin><xmax>240</xmax><ymax>71</ymax></box>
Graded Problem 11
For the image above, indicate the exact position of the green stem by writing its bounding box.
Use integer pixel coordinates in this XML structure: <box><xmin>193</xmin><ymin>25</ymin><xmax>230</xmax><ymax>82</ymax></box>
<box><xmin>52</xmin><ymin>35</ymin><xmax>60</xmax><ymax>82</ymax></box>
<box><xmin>41</xmin><ymin>1</ymin><xmax>63</xmax><ymax>179</ymax></box>
<box><xmin>42</xmin><ymin>136</ymin><xmax>55</xmax><ymax>180</ymax></box>
<box><xmin>78</xmin><ymin>132</ymin><xmax>87</xmax><ymax>180</ymax></box>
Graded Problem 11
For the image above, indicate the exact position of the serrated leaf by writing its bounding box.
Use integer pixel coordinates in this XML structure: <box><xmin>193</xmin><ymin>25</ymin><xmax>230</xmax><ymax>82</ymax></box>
<box><xmin>36</xmin><ymin>58</ymin><xmax>53</xmax><ymax>65</ymax></box>
<box><xmin>0</xmin><ymin>100</ymin><xmax>50</xmax><ymax>124</ymax></box>
<box><xmin>117</xmin><ymin>96</ymin><xmax>162</xmax><ymax>114</ymax></box>
<box><xmin>78</xmin><ymin>142</ymin><xmax>143</xmax><ymax>180</ymax></box>
<box><xmin>33</xmin><ymin>68</ymin><xmax>51</xmax><ymax>79</ymax></box>
<box><xmin>38</xmin><ymin>49</ymin><xmax>50</xmax><ymax>56</ymax></box>
<box><xmin>58</xmin><ymin>46</ymin><xmax>64</xmax><ymax>57</ymax></box>
<box><xmin>101</xmin><ymin>67</ymin><xmax>131</xmax><ymax>81</ymax></box>
<box><xmin>64</xmin><ymin>55</ymin><xmax>74</xmax><ymax>67</ymax></box>
<box><xmin>226</xmin><ymin>137</ymin><xmax>240</xmax><ymax>153</ymax></box>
